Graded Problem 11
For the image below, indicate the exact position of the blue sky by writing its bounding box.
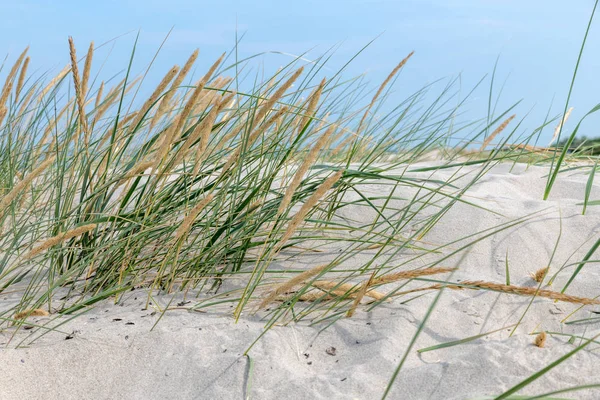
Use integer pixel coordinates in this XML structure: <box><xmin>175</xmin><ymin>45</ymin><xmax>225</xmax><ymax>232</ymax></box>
<box><xmin>1</xmin><ymin>0</ymin><xmax>599</xmax><ymax>143</ymax></box>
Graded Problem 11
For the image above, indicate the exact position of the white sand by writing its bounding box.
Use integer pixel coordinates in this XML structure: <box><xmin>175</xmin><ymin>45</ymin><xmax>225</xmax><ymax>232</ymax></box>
<box><xmin>2</xmin><ymin>161</ymin><xmax>600</xmax><ymax>399</ymax></box>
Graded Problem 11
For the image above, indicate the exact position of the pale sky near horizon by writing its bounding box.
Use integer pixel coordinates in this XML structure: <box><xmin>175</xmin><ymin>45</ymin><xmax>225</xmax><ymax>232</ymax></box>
<box><xmin>1</xmin><ymin>0</ymin><xmax>599</xmax><ymax>143</ymax></box>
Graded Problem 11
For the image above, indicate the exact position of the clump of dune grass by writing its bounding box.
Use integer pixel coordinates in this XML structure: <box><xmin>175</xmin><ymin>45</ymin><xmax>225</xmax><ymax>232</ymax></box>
<box><xmin>0</xmin><ymin>29</ymin><xmax>599</xmax><ymax>400</ymax></box>
<box><xmin>0</xmin><ymin>36</ymin><xmax>592</xmax><ymax>358</ymax></box>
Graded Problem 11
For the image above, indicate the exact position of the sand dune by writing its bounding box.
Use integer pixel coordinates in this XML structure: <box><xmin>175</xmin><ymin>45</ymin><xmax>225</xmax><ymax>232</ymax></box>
<box><xmin>2</xmin><ymin>161</ymin><xmax>600</xmax><ymax>399</ymax></box>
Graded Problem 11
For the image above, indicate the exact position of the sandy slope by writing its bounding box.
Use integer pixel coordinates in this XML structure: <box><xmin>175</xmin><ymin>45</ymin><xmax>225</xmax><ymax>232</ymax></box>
<box><xmin>2</xmin><ymin>161</ymin><xmax>600</xmax><ymax>400</ymax></box>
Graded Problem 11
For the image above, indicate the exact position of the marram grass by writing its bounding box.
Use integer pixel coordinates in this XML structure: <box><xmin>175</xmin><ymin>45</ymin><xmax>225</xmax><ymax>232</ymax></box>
<box><xmin>0</xmin><ymin>34</ymin><xmax>598</xmax><ymax>399</ymax></box>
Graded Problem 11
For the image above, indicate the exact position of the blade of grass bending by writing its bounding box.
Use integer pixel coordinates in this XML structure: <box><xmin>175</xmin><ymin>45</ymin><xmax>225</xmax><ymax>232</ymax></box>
<box><xmin>494</xmin><ymin>333</ymin><xmax>600</xmax><ymax>400</ymax></box>
<box><xmin>244</xmin><ymin>354</ymin><xmax>255</xmax><ymax>400</ymax></box>
<box><xmin>505</xmin><ymin>249</ymin><xmax>511</xmax><ymax>285</ymax></box>
<box><xmin>583</xmin><ymin>161</ymin><xmax>597</xmax><ymax>215</ymax></box>
<box><xmin>579</xmin><ymin>200</ymin><xmax>600</xmax><ymax>207</ymax></box>
<box><xmin>544</xmin><ymin>0</ymin><xmax>599</xmax><ymax>200</ymax></box>
<box><xmin>561</xmin><ymin>237</ymin><xmax>600</xmax><ymax>294</ymax></box>
<box><xmin>417</xmin><ymin>324</ymin><xmax>516</xmax><ymax>353</ymax></box>
<box><xmin>382</xmin><ymin>274</ymin><xmax>453</xmax><ymax>399</ymax></box>
<box><xmin>472</xmin><ymin>396</ymin><xmax>569</xmax><ymax>400</ymax></box>
<box><xmin>524</xmin><ymin>384</ymin><xmax>600</xmax><ymax>400</ymax></box>
<box><xmin>564</xmin><ymin>316</ymin><xmax>600</xmax><ymax>325</ymax></box>
<box><xmin>59</xmin><ymin>286</ymin><xmax>130</xmax><ymax>315</ymax></box>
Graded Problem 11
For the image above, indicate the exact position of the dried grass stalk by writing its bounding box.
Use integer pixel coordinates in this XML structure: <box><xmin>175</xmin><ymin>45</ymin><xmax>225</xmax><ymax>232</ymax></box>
<box><xmin>549</xmin><ymin>107</ymin><xmax>574</xmax><ymax>146</ymax></box>
<box><xmin>0</xmin><ymin>106</ymin><xmax>6</xmax><ymax>126</ymax></box>
<box><xmin>347</xmin><ymin>271</ymin><xmax>376</xmax><ymax>317</ymax></box>
<box><xmin>13</xmin><ymin>308</ymin><xmax>49</xmax><ymax>320</ymax></box>
<box><xmin>192</xmin><ymin>77</ymin><xmax>232</xmax><ymax>116</ymax></box>
<box><xmin>68</xmin><ymin>37</ymin><xmax>89</xmax><ymax>144</ymax></box>
<box><xmin>275</xmin><ymin>291</ymin><xmax>335</xmax><ymax>303</ymax></box>
<box><xmin>35</xmin><ymin>100</ymin><xmax>74</xmax><ymax>159</ymax></box>
<box><xmin>175</xmin><ymin>92</ymin><xmax>232</xmax><ymax>169</ymax></box>
<box><xmin>173</xmin><ymin>53</ymin><xmax>225</xmax><ymax>136</ymax></box>
<box><xmin>275</xmin><ymin>170</ymin><xmax>343</xmax><ymax>252</ymax></box>
<box><xmin>0</xmin><ymin>156</ymin><xmax>56</xmax><ymax>213</ymax></box>
<box><xmin>217</xmin><ymin>106</ymin><xmax>289</xmax><ymax>177</ymax></box>
<box><xmin>94</xmin><ymin>81</ymin><xmax>105</xmax><ymax>110</ymax></box>
<box><xmin>81</xmin><ymin>41</ymin><xmax>94</xmax><ymax>99</ymax></box>
<box><xmin>174</xmin><ymin>193</ymin><xmax>215</xmax><ymax>240</ymax></box>
<box><xmin>259</xmin><ymin>263</ymin><xmax>331</xmax><ymax>309</ymax></box>
<box><xmin>15</xmin><ymin>56</ymin><xmax>30</xmax><ymax>102</ymax></box>
<box><xmin>331</xmin><ymin>134</ymin><xmax>356</xmax><ymax>157</ymax></box>
<box><xmin>150</xmin><ymin>49</ymin><xmax>199</xmax><ymax>132</ymax></box>
<box><xmin>22</xmin><ymin>223</ymin><xmax>97</xmax><ymax>260</ymax></box>
<box><xmin>480</xmin><ymin>114</ymin><xmax>516</xmax><ymax>151</ymax></box>
<box><xmin>357</xmin><ymin>51</ymin><xmax>414</xmax><ymax>134</ymax></box>
<box><xmin>130</xmin><ymin>65</ymin><xmax>179</xmax><ymax>131</ymax></box>
<box><xmin>426</xmin><ymin>280</ymin><xmax>600</xmax><ymax>305</ymax></box>
<box><xmin>93</xmin><ymin>77</ymin><xmax>141</xmax><ymax>130</ymax></box>
<box><xmin>0</xmin><ymin>47</ymin><xmax>29</xmax><ymax>107</ymax></box>
<box><xmin>15</xmin><ymin>84</ymin><xmax>36</xmax><ymax>118</ymax></box>
<box><xmin>251</xmin><ymin>67</ymin><xmax>303</xmax><ymax>132</ymax></box>
<box><xmin>120</xmin><ymin>160</ymin><xmax>154</xmax><ymax>182</ymax></box>
<box><xmin>278</xmin><ymin>125</ymin><xmax>335</xmax><ymax>215</ymax></box>
<box><xmin>312</xmin><ymin>280</ymin><xmax>386</xmax><ymax>300</ymax></box>
<box><xmin>153</xmin><ymin>56</ymin><xmax>225</xmax><ymax>171</ymax></box>
<box><xmin>371</xmin><ymin>266</ymin><xmax>456</xmax><ymax>286</ymax></box>
<box><xmin>296</xmin><ymin>78</ymin><xmax>325</xmax><ymax>136</ymax></box>
<box><xmin>38</xmin><ymin>64</ymin><xmax>70</xmax><ymax>101</ymax></box>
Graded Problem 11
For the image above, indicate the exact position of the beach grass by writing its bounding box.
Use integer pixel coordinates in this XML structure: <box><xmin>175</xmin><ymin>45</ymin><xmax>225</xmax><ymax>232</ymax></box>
<box><xmin>1</xmin><ymin>33</ymin><xmax>600</xmax><ymax>399</ymax></box>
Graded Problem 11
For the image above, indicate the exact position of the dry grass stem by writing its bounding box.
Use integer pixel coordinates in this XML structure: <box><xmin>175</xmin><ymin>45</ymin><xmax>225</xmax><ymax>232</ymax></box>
<box><xmin>371</xmin><ymin>267</ymin><xmax>457</xmax><ymax>286</ymax></box>
<box><xmin>424</xmin><ymin>280</ymin><xmax>600</xmax><ymax>305</ymax></box>
<box><xmin>312</xmin><ymin>280</ymin><xmax>386</xmax><ymax>300</ymax></box>
<box><xmin>13</xmin><ymin>308</ymin><xmax>50</xmax><ymax>320</ymax></box>
<box><xmin>218</xmin><ymin>106</ymin><xmax>289</xmax><ymax>177</ymax></box>
<box><xmin>15</xmin><ymin>56</ymin><xmax>30</xmax><ymax>102</ymax></box>
<box><xmin>68</xmin><ymin>37</ymin><xmax>89</xmax><ymax>144</ymax></box>
<box><xmin>94</xmin><ymin>81</ymin><xmax>105</xmax><ymax>110</ymax></box>
<box><xmin>296</xmin><ymin>78</ymin><xmax>325</xmax><ymax>136</ymax></box>
<box><xmin>259</xmin><ymin>263</ymin><xmax>331</xmax><ymax>309</ymax></box>
<box><xmin>0</xmin><ymin>106</ymin><xmax>7</xmax><ymax>126</ymax></box>
<box><xmin>82</xmin><ymin>41</ymin><xmax>94</xmax><ymax>99</ymax></box>
<box><xmin>275</xmin><ymin>170</ymin><xmax>343</xmax><ymax>252</ymax></box>
<box><xmin>0</xmin><ymin>47</ymin><xmax>29</xmax><ymax>107</ymax></box>
<box><xmin>152</xmin><ymin>48</ymin><xmax>199</xmax><ymax>129</ymax></box>
<box><xmin>174</xmin><ymin>193</ymin><xmax>215</xmax><ymax>240</ymax></box>
<box><xmin>173</xmin><ymin>53</ymin><xmax>225</xmax><ymax>136</ymax></box>
<box><xmin>251</xmin><ymin>67</ymin><xmax>304</xmax><ymax>132</ymax></box>
<box><xmin>130</xmin><ymin>65</ymin><xmax>180</xmax><ymax>131</ymax></box>
<box><xmin>0</xmin><ymin>156</ymin><xmax>56</xmax><ymax>213</ymax></box>
<box><xmin>176</xmin><ymin>93</ymin><xmax>232</xmax><ymax>169</ymax></box>
<box><xmin>480</xmin><ymin>114</ymin><xmax>516</xmax><ymax>151</ymax></box>
<box><xmin>549</xmin><ymin>107</ymin><xmax>574</xmax><ymax>146</ymax></box>
<box><xmin>278</xmin><ymin>125</ymin><xmax>335</xmax><ymax>215</ymax></box>
<box><xmin>15</xmin><ymin>84</ymin><xmax>36</xmax><ymax>118</ymax></box>
<box><xmin>38</xmin><ymin>64</ymin><xmax>70</xmax><ymax>101</ymax></box>
<box><xmin>357</xmin><ymin>51</ymin><xmax>414</xmax><ymax>134</ymax></box>
<box><xmin>22</xmin><ymin>224</ymin><xmax>97</xmax><ymax>260</ymax></box>
<box><xmin>347</xmin><ymin>271</ymin><xmax>376</xmax><ymax>317</ymax></box>
<box><xmin>153</xmin><ymin>56</ymin><xmax>225</xmax><ymax>170</ymax></box>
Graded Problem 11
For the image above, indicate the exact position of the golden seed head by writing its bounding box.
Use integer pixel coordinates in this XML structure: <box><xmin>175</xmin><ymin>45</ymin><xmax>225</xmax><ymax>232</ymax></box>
<box><xmin>530</xmin><ymin>267</ymin><xmax>549</xmax><ymax>283</ymax></box>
